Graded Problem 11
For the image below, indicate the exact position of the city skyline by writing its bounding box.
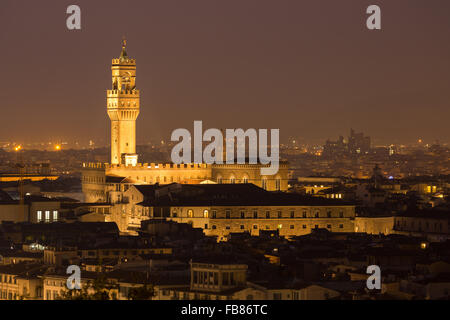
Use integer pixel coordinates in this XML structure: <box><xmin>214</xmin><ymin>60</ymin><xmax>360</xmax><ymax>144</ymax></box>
<box><xmin>1</xmin><ymin>0</ymin><xmax>449</xmax><ymax>145</ymax></box>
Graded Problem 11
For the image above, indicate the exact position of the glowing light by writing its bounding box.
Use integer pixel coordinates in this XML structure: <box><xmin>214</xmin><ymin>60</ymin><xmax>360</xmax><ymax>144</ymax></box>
<box><xmin>55</xmin><ymin>145</ymin><xmax>61</xmax><ymax>151</ymax></box>
<box><xmin>14</xmin><ymin>145</ymin><xmax>22</xmax><ymax>151</ymax></box>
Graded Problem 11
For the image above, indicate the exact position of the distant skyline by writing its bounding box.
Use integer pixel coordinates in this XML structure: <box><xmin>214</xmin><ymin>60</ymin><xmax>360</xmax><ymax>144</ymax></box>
<box><xmin>1</xmin><ymin>0</ymin><xmax>449</xmax><ymax>145</ymax></box>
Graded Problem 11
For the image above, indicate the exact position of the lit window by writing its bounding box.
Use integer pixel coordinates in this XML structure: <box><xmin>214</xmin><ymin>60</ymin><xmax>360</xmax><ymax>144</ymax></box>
<box><xmin>188</xmin><ymin>210</ymin><xmax>193</xmax><ymax>218</ymax></box>
<box><xmin>45</xmin><ymin>211</ymin><xmax>50</xmax><ymax>223</ymax></box>
<box><xmin>262</xmin><ymin>178</ymin><xmax>267</xmax><ymax>190</ymax></box>
<box><xmin>37</xmin><ymin>211</ymin><xmax>42</xmax><ymax>222</ymax></box>
<box><xmin>203</xmin><ymin>210</ymin><xmax>209</xmax><ymax>218</ymax></box>
<box><xmin>275</xmin><ymin>178</ymin><xmax>281</xmax><ymax>191</ymax></box>
<box><xmin>53</xmin><ymin>210</ymin><xmax>58</xmax><ymax>222</ymax></box>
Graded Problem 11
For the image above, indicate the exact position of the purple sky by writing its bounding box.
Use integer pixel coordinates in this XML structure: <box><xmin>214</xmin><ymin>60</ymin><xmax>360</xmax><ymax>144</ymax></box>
<box><xmin>1</xmin><ymin>0</ymin><xmax>449</xmax><ymax>146</ymax></box>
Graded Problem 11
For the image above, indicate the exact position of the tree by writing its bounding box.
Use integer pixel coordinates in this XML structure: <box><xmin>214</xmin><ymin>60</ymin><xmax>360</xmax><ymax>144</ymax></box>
<box><xmin>60</xmin><ymin>274</ymin><xmax>118</xmax><ymax>300</ymax></box>
<box><xmin>127</xmin><ymin>284</ymin><xmax>155</xmax><ymax>300</ymax></box>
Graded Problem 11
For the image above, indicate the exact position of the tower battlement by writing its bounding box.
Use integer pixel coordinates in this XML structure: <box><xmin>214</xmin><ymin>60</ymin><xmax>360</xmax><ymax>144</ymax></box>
<box><xmin>83</xmin><ymin>162</ymin><xmax>212</xmax><ymax>170</ymax></box>
<box><xmin>112</xmin><ymin>58</ymin><xmax>136</xmax><ymax>65</ymax></box>
<box><xmin>107</xmin><ymin>89</ymin><xmax>140</xmax><ymax>96</ymax></box>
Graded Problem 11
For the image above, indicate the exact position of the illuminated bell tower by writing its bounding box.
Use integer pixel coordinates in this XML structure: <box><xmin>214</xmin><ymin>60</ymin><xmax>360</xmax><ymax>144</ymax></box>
<box><xmin>107</xmin><ymin>39</ymin><xmax>140</xmax><ymax>165</ymax></box>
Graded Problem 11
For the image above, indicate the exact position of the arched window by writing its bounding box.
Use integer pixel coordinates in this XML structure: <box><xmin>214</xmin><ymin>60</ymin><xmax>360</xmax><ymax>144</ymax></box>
<box><xmin>188</xmin><ymin>210</ymin><xmax>193</xmax><ymax>218</ymax></box>
<box><xmin>262</xmin><ymin>178</ymin><xmax>268</xmax><ymax>190</ymax></box>
<box><xmin>275</xmin><ymin>177</ymin><xmax>281</xmax><ymax>191</ymax></box>
<box><xmin>203</xmin><ymin>210</ymin><xmax>209</xmax><ymax>218</ymax></box>
<box><xmin>243</xmin><ymin>176</ymin><xmax>249</xmax><ymax>184</ymax></box>
<box><xmin>230</xmin><ymin>176</ymin><xmax>236</xmax><ymax>184</ymax></box>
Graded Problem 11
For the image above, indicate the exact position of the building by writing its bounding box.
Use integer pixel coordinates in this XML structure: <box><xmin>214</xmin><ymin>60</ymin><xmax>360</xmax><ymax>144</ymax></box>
<box><xmin>81</xmin><ymin>42</ymin><xmax>289</xmax><ymax>203</ymax></box>
<box><xmin>0</xmin><ymin>194</ymin><xmax>61</xmax><ymax>224</ymax></box>
<box><xmin>110</xmin><ymin>183</ymin><xmax>356</xmax><ymax>238</ymax></box>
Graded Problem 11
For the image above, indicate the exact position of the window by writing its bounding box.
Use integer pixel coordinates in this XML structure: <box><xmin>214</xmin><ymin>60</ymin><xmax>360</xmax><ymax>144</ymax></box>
<box><xmin>315</xmin><ymin>211</ymin><xmax>319</xmax><ymax>218</ymax></box>
<box><xmin>290</xmin><ymin>225</ymin><xmax>294</xmax><ymax>229</ymax></box>
<box><xmin>172</xmin><ymin>210</ymin><xmax>177</xmax><ymax>218</ymax></box>
<box><xmin>188</xmin><ymin>210</ymin><xmax>193</xmax><ymax>218</ymax></box>
<box><xmin>240</xmin><ymin>225</ymin><xmax>244</xmax><ymax>230</ymax></box>
<box><xmin>37</xmin><ymin>211</ymin><xmax>42</xmax><ymax>222</ymax></box>
<box><xmin>230</xmin><ymin>176</ymin><xmax>236</xmax><ymax>184</ymax></box>
<box><xmin>277</xmin><ymin>211</ymin><xmax>282</xmax><ymax>218</ymax></box>
<box><xmin>266</xmin><ymin>211</ymin><xmax>270</xmax><ymax>219</ymax></box>
<box><xmin>277</xmin><ymin>224</ymin><xmax>282</xmax><ymax>229</ymax></box>
<box><xmin>327</xmin><ymin>211</ymin><xmax>331</xmax><ymax>218</ymax></box>
<box><xmin>253</xmin><ymin>211</ymin><xmax>258</xmax><ymax>218</ymax></box>
<box><xmin>45</xmin><ymin>211</ymin><xmax>50</xmax><ymax>223</ymax></box>
<box><xmin>212</xmin><ymin>210</ymin><xmax>217</xmax><ymax>219</ymax></box>
<box><xmin>290</xmin><ymin>211</ymin><xmax>295</xmax><ymax>218</ymax></box>
<box><xmin>204</xmin><ymin>224</ymin><xmax>208</xmax><ymax>229</ymax></box>
<box><xmin>327</xmin><ymin>224</ymin><xmax>331</xmax><ymax>229</ymax></box>
<box><xmin>253</xmin><ymin>225</ymin><xmax>258</xmax><ymax>229</ymax></box>
<box><xmin>339</xmin><ymin>211</ymin><xmax>344</xmax><ymax>218</ymax></box>
<box><xmin>339</xmin><ymin>224</ymin><xmax>344</xmax><ymax>229</ymax></box>
<box><xmin>243</xmin><ymin>177</ymin><xmax>249</xmax><ymax>184</ymax></box>
<box><xmin>302</xmin><ymin>224</ymin><xmax>307</xmax><ymax>229</ymax></box>
<box><xmin>226</xmin><ymin>210</ymin><xmax>231</xmax><ymax>219</ymax></box>
<box><xmin>262</xmin><ymin>178</ymin><xmax>267</xmax><ymax>190</ymax></box>
<box><xmin>53</xmin><ymin>210</ymin><xmax>58</xmax><ymax>222</ymax></box>
<box><xmin>226</xmin><ymin>226</ymin><xmax>230</xmax><ymax>230</ymax></box>
<box><xmin>240</xmin><ymin>211</ymin><xmax>245</xmax><ymax>219</ymax></box>
<box><xmin>275</xmin><ymin>178</ymin><xmax>281</xmax><ymax>191</ymax></box>
<box><xmin>212</xmin><ymin>225</ymin><xmax>217</xmax><ymax>229</ymax></box>
<box><xmin>203</xmin><ymin>210</ymin><xmax>209</xmax><ymax>218</ymax></box>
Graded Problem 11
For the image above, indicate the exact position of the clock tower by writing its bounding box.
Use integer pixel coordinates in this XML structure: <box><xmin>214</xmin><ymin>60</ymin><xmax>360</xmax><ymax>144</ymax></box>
<box><xmin>107</xmin><ymin>39</ymin><xmax>140</xmax><ymax>165</ymax></box>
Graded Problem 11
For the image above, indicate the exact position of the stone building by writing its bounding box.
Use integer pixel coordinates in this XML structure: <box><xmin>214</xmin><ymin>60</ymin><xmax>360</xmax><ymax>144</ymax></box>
<box><xmin>81</xmin><ymin>42</ymin><xmax>289</xmax><ymax>203</ymax></box>
<box><xmin>108</xmin><ymin>183</ymin><xmax>356</xmax><ymax>237</ymax></box>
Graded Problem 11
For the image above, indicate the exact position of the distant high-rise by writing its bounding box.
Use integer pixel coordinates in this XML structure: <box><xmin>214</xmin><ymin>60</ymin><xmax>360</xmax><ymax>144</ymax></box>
<box><xmin>348</xmin><ymin>129</ymin><xmax>371</xmax><ymax>155</ymax></box>
<box><xmin>107</xmin><ymin>39</ymin><xmax>140</xmax><ymax>165</ymax></box>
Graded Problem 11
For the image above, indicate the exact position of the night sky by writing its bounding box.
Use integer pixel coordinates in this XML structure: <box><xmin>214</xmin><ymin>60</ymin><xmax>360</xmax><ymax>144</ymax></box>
<box><xmin>1</xmin><ymin>0</ymin><xmax>449</xmax><ymax>146</ymax></box>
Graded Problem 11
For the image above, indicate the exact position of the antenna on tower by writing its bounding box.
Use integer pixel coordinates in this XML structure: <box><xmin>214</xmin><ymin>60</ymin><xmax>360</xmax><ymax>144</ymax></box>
<box><xmin>120</xmin><ymin>36</ymin><xmax>128</xmax><ymax>59</ymax></box>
